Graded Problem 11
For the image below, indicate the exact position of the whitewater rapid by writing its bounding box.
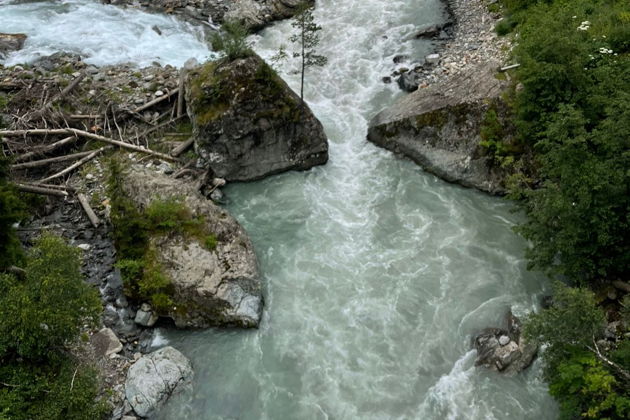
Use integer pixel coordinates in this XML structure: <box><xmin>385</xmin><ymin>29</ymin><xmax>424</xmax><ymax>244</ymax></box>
<box><xmin>0</xmin><ymin>0</ymin><xmax>558</xmax><ymax>418</ymax></box>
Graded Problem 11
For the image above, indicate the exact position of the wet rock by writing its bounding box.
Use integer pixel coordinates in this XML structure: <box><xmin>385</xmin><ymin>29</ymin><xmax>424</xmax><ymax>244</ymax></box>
<box><xmin>120</xmin><ymin>167</ymin><xmax>262</xmax><ymax>328</ymax></box>
<box><xmin>382</xmin><ymin>76</ymin><xmax>392</xmax><ymax>84</ymax></box>
<box><xmin>186</xmin><ymin>53</ymin><xmax>328</xmax><ymax>182</ymax></box>
<box><xmin>90</xmin><ymin>327</ymin><xmax>123</xmax><ymax>357</ymax></box>
<box><xmin>367</xmin><ymin>61</ymin><xmax>509</xmax><ymax>195</ymax></box>
<box><xmin>134</xmin><ymin>303</ymin><xmax>159</xmax><ymax>327</ymax></box>
<box><xmin>397</xmin><ymin>71</ymin><xmax>420</xmax><ymax>92</ymax></box>
<box><xmin>413</xmin><ymin>23</ymin><xmax>445</xmax><ymax>39</ymax></box>
<box><xmin>125</xmin><ymin>346</ymin><xmax>193</xmax><ymax>418</ymax></box>
<box><xmin>0</xmin><ymin>33</ymin><xmax>27</xmax><ymax>59</ymax></box>
<box><xmin>472</xmin><ymin>310</ymin><xmax>537</xmax><ymax>375</ymax></box>
<box><xmin>393</xmin><ymin>54</ymin><xmax>409</xmax><ymax>64</ymax></box>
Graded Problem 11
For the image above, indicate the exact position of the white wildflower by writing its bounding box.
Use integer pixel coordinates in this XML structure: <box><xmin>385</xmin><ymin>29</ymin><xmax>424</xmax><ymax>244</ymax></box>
<box><xmin>599</xmin><ymin>47</ymin><xmax>613</xmax><ymax>54</ymax></box>
<box><xmin>577</xmin><ymin>21</ymin><xmax>591</xmax><ymax>31</ymax></box>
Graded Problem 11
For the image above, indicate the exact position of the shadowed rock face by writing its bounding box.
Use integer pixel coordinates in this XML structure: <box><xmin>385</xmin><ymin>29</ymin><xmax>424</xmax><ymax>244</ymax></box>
<box><xmin>122</xmin><ymin>167</ymin><xmax>262</xmax><ymax>328</ymax></box>
<box><xmin>186</xmin><ymin>53</ymin><xmax>328</xmax><ymax>182</ymax></box>
<box><xmin>367</xmin><ymin>61</ymin><xmax>508</xmax><ymax>195</ymax></box>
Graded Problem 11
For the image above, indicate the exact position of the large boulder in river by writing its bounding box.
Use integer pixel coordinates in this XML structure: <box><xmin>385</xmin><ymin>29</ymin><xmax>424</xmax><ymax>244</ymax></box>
<box><xmin>367</xmin><ymin>61</ymin><xmax>509</xmax><ymax>195</ymax></box>
<box><xmin>125</xmin><ymin>346</ymin><xmax>193</xmax><ymax>418</ymax></box>
<box><xmin>0</xmin><ymin>33</ymin><xmax>27</xmax><ymax>59</ymax></box>
<box><xmin>224</xmin><ymin>0</ymin><xmax>313</xmax><ymax>31</ymax></box>
<box><xmin>121</xmin><ymin>166</ymin><xmax>262</xmax><ymax>328</ymax></box>
<box><xmin>185</xmin><ymin>53</ymin><xmax>328</xmax><ymax>182</ymax></box>
<box><xmin>473</xmin><ymin>310</ymin><xmax>537</xmax><ymax>375</ymax></box>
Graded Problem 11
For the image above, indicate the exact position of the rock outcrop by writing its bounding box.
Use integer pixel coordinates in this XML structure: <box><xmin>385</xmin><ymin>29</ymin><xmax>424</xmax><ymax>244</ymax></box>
<box><xmin>186</xmin><ymin>53</ymin><xmax>328</xmax><ymax>182</ymax></box>
<box><xmin>473</xmin><ymin>310</ymin><xmax>537</xmax><ymax>375</ymax></box>
<box><xmin>367</xmin><ymin>61</ymin><xmax>508</xmax><ymax>195</ymax></box>
<box><xmin>122</xmin><ymin>167</ymin><xmax>262</xmax><ymax>328</ymax></box>
<box><xmin>125</xmin><ymin>346</ymin><xmax>193</xmax><ymax>418</ymax></box>
<box><xmin>0</xmin><ymin>33</ymin><xmax>27</xmax><ymax>59</ymax></box>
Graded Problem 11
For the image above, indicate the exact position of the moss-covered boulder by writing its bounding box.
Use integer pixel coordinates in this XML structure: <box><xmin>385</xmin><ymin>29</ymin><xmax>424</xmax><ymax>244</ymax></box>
<box><xmin>186</xmin><ymin>53</ymin><xmax>328</xmax><ymax>182</ymax></box>
<box><xmin>367</xmin><ymin>61</ymin><xmax>509</xmax><ymax>195</ymax></box>
<box><xmin>116</xmin><ymin>166</ymin><xmax>262</xmax><ymax>328</ymax></box>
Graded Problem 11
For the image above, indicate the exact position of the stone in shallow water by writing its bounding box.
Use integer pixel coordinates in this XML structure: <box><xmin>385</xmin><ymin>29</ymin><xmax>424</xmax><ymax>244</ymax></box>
<box><xmin>125</xmin><ymin>346</ymin><xmax>193</xmax><ymax>418</ymax></box>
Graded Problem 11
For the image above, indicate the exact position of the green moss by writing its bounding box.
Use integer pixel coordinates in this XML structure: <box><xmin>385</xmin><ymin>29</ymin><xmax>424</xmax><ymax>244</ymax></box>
<box><xmin>414</xmin><ymin>110</ymin><xmax>448</xmax><ymax>129</ymax></box>
<box><xmin>204</xmin><ymin>234</ymin><xmax>218</xmax><ymax>251</ymax></box>
<box><xmin>189</xmin><ymin>57</ymin><xmax>302</xmax><ymax>127</ymax></box>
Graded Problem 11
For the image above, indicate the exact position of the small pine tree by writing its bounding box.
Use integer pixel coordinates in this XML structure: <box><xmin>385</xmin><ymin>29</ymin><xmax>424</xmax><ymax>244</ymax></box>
<box><xmin>289</xmin><ymin>3</ymin><xmax>328</xmax><ymax>101</ymax></box>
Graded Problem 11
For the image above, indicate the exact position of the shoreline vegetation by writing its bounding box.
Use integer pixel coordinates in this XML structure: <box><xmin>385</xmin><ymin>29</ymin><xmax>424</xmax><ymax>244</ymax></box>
<box><xmin>489</xmin><ymin>0</ymin><xmax>630</xmax><ymax>418</ymax></box>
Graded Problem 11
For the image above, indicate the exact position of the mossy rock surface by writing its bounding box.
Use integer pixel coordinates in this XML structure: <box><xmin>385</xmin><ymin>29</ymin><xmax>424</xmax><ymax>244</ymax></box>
<box><xmin>185</xmin><ymin>53</ymin><xmax>328</xmax><ymax>182</ymax></box>
<box><xmin>112</xmin><ymin>165</ymin><xmax>262</xmax><ymax>328</ymax></box>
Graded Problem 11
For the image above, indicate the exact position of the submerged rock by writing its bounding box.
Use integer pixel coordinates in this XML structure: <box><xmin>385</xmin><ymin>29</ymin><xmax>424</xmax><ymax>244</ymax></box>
<box><xmin>0</xmin><ymin>33</ymin><xmax>27</xmax><ymax>59</ymax></box>
<box><xmin>121</xmin><ymin>167</ymin><xmax>262</xmax><ymax>328</ymax></box>
<box><xmin>367</xmin><ymin>61</ymin><xmax>509</xmax><ymax>195</ymax></box>
<box><xmin>185</xmin><ymin>53</ymin><xmax>328</xmax><ymax>182</ymax></box>
<box><xmin>473</xmin><ymin>310</ymin><xmax>537</xmax><ymax>375</ymax></box>
<box><xmin>125</xmin><ymin>346</ymin><xmax>193</xmax><ymax>418</ymax></box>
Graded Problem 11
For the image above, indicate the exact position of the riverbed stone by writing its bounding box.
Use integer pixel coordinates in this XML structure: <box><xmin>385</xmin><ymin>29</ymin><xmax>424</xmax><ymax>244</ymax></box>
<box><xmin>186</xmin><ymin>53</ymin><xmax>328</xmax><ymax>182</ymax></box>
<box><xmin>134</xmin><ymin>303</ymin><xmax>159</xmax><ymax>327</ymax></box>
<box><xmin>125</xmin><ymin>346</ymin><xmax>193</xmax><ymax>418</ymax></box>
<box><xmin>90</xmin><ymin>327</ymin><xmax>123</xmax><ymax>357</ymax></box>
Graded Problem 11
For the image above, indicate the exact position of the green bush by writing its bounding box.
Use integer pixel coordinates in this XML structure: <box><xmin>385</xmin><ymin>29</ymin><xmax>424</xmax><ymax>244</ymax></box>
<box><xmin>0</xmin><ymin>234</ymin><xmax>101</xmax><ymax>361</ymax></box>
<box><xmin>0</xmin><ymin>234</ymin><xmax>106</xmax><ymax>420</ymax></box>
<box><xmin>524</xmin><ymin>283</ymin><xmax>630</xmax><ymax>419</ymax></box>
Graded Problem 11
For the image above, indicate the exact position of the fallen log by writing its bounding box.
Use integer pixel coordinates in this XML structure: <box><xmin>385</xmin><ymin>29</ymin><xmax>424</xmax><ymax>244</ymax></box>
<box><xmin>38</xmin><ymin>146</ymin><xmax>110</xmax><ymax>182</ymax></box>
<box><xmin>171</xmin><ymin>137</ymin><xmax>194</xmax><ymax>157</ymax></box>
<box><xmin>77</xmin><ymin>193</ymin><xmax>100</xmax><ymax>227</ymax></box>
<box><xmin>133</xmin><ymin>88</ymin><xmax>179</xmax><ymax>114</ymax></box>
<box><xmin>11</xmin><ymin>150</ymin><xmax>94</xmax><ymax>170</ymax></box>
<box><xmin>0</xmin><ymin>128</ymin><xmax>179</xmax><ymax>162</ymax></box>
<box><xmin>15</xmin><ymin>182</ymin><xmax>68</xmax><ymax>197</ymax></box>
<box><xmin>14</xmin><ymin>136</ymin><xmax>79</xmax><ymax>162</ymax></box>
<box><xmin>612</xmin><ymin>280</ymin><xmax>630</xmax><ymax>293</ymax></box>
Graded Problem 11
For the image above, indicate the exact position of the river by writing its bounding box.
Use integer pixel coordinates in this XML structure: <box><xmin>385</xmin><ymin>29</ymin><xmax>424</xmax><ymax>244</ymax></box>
<box><xmin>1</xmin><ymin>0</ymin><xmax>558</xmax><ymax>418</ymax></box>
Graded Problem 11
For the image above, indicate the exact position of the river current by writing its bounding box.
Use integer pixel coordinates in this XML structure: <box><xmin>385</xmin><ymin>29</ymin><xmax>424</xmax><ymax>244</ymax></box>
<box><xmin>1</xmin><ymin>0</ymin><xmax>558</xmax><ymax>418</ymax></box>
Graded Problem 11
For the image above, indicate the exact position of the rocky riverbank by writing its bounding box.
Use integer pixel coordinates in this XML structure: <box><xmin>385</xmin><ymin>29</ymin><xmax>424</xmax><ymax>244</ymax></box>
<box><xmin>368</xmin><ymin>0</ymin><xmax>514</xmax><ymax>195</ymax></box>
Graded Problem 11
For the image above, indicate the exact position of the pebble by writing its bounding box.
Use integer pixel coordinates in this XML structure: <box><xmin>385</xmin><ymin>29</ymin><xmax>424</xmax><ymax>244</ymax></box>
<box><xmin>77</xmin><ymin>243</ymin><xmax>91</xmax><ymax>251</ymax></box>
<box><xmin>154</xmin><ymin>90</ymin><xmax>164</xmax><ymax>97</ymax></box>
<box><xmin>499</xmin><ymin>335</ymin><xmax>510</xmax><ymax>346</ymax></box>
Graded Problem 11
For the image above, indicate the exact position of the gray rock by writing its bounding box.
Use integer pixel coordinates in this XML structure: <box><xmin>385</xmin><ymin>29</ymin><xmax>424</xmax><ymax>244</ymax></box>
<box><xmin>90</xmin><ymin>327</ymin><xmax>123</xmax><ymax>357</ymax></box>
<box><xmin>367</xmin><ymin>61</ymin><xmax>509</xmax><ymax>195</ymax></box>
<box><xmin>120</xmin><ymin>167</ymin><xmax>262</xmax><ymax>328</ymax></box>
<box><xmin>425</xmin><ymin>53</ymin><xmax>440</xmax><ymax>65</ymax></box>
<box><xmin>0</xmin><ymin>33</ymin><xmax>27</xmax><ymax>59</ymax></box>
<box><xmin>397</xmin><ymin>71</ymin><xmax>420</xmax><ymax>92</ymax></box>
<box><xmin>125</xmin><ymin>346</ymin><xmax>193</xmax><ymax>418</ymax></box>
<box><xmin>472</xmin><ymin>310</ymin><xmax>537</xmax><ymax>375</ymax></box>
<box><xmin>134</xmin><ymin>303</ymin><xmax>159</xmax><ymax>327</ymax></box>
<box><xmin>186</xmin><ymin>53</ymin><xmax>328</xmax><ymax>182</ymax></box>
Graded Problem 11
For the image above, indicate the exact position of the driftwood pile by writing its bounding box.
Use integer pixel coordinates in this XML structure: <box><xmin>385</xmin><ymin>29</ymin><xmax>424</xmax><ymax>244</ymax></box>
<box><xmin>1</xmin><ymin>69</ymin><xmax>196</xmax><ymax>226</ymax></box>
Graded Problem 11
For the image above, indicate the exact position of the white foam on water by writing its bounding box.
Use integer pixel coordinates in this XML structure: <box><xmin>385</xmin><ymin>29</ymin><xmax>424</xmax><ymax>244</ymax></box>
<box><xmin>0</xmin><ymin>0</ymin><xmax>212</xmax><ymax>67</ymax></box>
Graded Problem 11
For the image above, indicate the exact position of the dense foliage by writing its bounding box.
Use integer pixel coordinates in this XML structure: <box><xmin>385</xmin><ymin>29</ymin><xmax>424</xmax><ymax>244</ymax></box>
<box><xmin>210</xmin><ymin>20</ymin><xmax>253</xmax><ymax>61</ymax></box>
<box><xmin>0</xmin><ymin>234</ymin><xmax>106</xmax><ymax>420</ymax></box>
<box><xmin>497</xmin><ymin>0</ymin><xmax>630</xmax><ymax>418</ymax></box>
<box><xmin>505</xmin><ymin>0</ymin><xmax>630</xmax><ymax>284</ymax></box>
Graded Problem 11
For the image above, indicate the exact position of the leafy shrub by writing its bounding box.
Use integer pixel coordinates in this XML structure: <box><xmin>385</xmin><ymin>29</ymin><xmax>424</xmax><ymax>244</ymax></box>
<box><xmin>0</xmin><ymin>234</ymin><xmax>101</xmax><ymax>361</ymax></box>
<box><xmin>524</xmin><ymin>283</ymin><xmax>630</xmax><ymax>419</ymax></box>
<box><xmin>0</xmin><ymin>234</ymin><xmax>106</xmax><ymax>420</ymax></box>
<box><xmin>495</xmin><ymin>18</ymin><xmax>517</xmax><ymax>35</ymax></box>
